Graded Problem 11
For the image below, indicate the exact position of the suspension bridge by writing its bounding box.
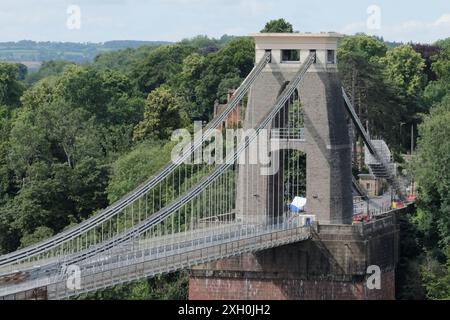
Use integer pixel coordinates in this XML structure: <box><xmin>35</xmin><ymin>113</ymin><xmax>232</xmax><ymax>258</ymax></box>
<box><xmin>0</xmin><ymin>33</ymin><xmax>411</xmax><ymax>300</ymax></box>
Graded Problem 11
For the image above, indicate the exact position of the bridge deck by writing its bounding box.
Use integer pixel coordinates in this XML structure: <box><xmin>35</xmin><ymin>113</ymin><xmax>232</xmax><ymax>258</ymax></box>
<box><xmin>1</xmin><ymin>220</ymin><xmax>311</xmax><ymax>299</ymax></box>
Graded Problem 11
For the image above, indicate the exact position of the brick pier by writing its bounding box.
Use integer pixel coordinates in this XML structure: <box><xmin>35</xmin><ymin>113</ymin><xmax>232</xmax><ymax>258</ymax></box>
<box><xmin>189</xmin><ymin>215</ymin><xmax>399</xmax><ymax>300</ymax></box>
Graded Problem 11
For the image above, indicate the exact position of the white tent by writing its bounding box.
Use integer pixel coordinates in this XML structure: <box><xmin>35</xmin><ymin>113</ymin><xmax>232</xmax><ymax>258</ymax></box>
<box><xmin>290</xmin><ymin>196</ymin><xmax>307</xmax><ymax>212</ymax></box>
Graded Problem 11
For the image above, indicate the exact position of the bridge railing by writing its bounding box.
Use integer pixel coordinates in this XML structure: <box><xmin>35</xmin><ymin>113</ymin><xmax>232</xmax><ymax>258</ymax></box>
<box><xmin>358</xmin><ymin>214</ymin><xmax>397</xmax><ymax>237</ymax></box>
<box><xmin>55</xmin><ymin>222</ymin><xmax>311</xmax><ymax>299</ymax></box>
<box><xmin>0</xmin><ymin>220</ymin><xmax>311</xmax><ymax>299</ymax></box>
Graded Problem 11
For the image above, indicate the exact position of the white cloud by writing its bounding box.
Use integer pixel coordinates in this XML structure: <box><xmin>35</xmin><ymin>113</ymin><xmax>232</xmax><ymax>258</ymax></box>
<box><xmin>339</xmin><ymin>22</ymin><xmax>366</xmax><ymax>35</ymax></box>
<box><xmin>394</xmin><ymin>14</ymin><xmax>450</xmax><ymax>32</ymax></box>
<box><xmin>339</xmin><ymin>13</ymin><xmax>450</xmax><ymax>43</ymax></box>
<box><xmin>387</xmin><ymin>13</ymin><xmax>450</xmax><ymax>42</ymax></box>
<box><xmin>432</xmin><ymin>13</ymin><xmax>450</xmax><ymax>27</ymax></box>
<box><xmin>236</xmin><ymin>0</ymin><xmax>272</xmax><ymax>16</ymax></box>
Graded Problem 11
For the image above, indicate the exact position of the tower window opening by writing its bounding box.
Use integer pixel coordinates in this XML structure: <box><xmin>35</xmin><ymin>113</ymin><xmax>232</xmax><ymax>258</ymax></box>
<box><xmin>309</xmin><ymin>50</ymin><xmax>317</xmax><ymax>63</ymax></box>
<box><xmin>265</xmin><ymin>49</ymin><xmax>272</xmax><ymax>63</ymax></box>
<box><xmin>281</xmin><ymin>49</ymin><xmax>300</xmax><ymax>63</ymax></box>
<box><xmin>327</xmin><ymin>50</ymin><xmax>335</xmax><ymax>64</ymax></box>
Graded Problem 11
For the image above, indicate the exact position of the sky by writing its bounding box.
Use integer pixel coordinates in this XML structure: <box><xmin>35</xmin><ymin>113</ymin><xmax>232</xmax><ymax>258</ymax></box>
<box><xmin>0</xmin><ymin>0</ymin><xmax>449</xmax><ymax>43</ymax></box>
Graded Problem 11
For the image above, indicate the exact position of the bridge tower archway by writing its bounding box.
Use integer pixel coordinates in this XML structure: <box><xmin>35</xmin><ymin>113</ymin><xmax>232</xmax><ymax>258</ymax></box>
<box><xmin>235</xmin><ymin>33</ymin><xmax>353</xmax><ymax>225</ymax></box>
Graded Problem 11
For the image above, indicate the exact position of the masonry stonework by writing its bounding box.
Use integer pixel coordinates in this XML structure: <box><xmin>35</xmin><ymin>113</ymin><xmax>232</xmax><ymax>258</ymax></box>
<box><xmin>235</xmin><ymin>33</ymin><xmax>352</xmax><ymax>225</ymax></box>
<box><xmin>189</xmin><ymin>271</ymin><xmax>395</xmax><ymax>300</ymax></box>
<box><xmin>189</xmin><ymin>216</ymin><xmax>399</xmax><ymax>300</ymax></box>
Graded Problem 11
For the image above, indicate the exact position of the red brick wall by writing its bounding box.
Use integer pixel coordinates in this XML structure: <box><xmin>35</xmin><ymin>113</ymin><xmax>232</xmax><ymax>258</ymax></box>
<box><xmin>189</xmin><ymin>270</ymin><xmax>395</xmax><ymax>300</ymax></box>
<box><xmin>189</xmin><ymin>221</ymin><xmax>399</xmax><ymax>300</ymax></box>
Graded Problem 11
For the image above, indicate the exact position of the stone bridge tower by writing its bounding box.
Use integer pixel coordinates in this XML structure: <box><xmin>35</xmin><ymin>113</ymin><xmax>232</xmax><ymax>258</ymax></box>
<box><xmin>235</xmin><ymin>33</ymin><xmax>353</xmax><ymax>225</ymax></box>
<box><xmin>189</xmin><ymin>33</ymin><xmax>400</xmax><ymax>301</ymax></box>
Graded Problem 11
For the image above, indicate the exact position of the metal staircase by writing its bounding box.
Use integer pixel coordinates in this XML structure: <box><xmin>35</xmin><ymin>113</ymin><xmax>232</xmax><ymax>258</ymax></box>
<box><xmin>342</xmin><ymin>89</ymin><xmax>406</xmax><ymax>201</ymax></box>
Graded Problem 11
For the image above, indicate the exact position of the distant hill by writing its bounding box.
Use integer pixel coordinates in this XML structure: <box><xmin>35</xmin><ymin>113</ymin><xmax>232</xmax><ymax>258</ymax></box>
<box><xmin>0</xmin><ymin>40</ymin><xmax>173</xmax><ymax>64</ymax></box>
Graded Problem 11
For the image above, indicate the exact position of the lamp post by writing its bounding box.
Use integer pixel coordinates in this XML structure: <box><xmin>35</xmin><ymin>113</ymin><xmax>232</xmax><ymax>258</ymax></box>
<box><xmin>400</xmin><ymin>122</ymin><xmax>406</xmax><ymax>150</ymax></box>
<box><xmin>411</xmin><ymin>124</ymin><xmax>415</xmax><ymax>197</ymax></box>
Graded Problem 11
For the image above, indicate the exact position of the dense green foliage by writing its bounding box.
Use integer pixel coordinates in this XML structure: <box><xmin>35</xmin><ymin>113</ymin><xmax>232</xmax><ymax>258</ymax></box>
<box><xmin>403</xmin><ymin>42</ymin><xmax>450</xmax><ymax>299</ymax></box>
<box><xmin>0</xmin><ymin>62</ymin><xmax>24</xmax><ymax>107</ymax></box>
<box><xmin>133</xmin><ymin>87</ymin><xmax>187</xmax><ymax>140</ymax></box>
<box><xmin>261</xmin><ymin>19</ymin><xmax>294</xmax><ymax>33</ymax></box>
<box><xmin>383</xmin><ymin>45</ymin><xmax>426</xmax><ymax>97</ymax></box>
<box><xmin>24</xmin><ymin>60</ymin><xmax>75</xmax><ymax>85</ymax></box>
<box><xmin>411</xmin><ymin>96</ymin><xmax>450</xmax><ymax>299</ymax></box>
<box><xmin>78</xmin><ymin>272</ymin><xmax>189</xmax><ymax>300</ymax></box>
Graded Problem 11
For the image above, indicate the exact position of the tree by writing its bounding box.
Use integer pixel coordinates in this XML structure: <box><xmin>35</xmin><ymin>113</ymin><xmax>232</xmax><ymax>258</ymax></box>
<box><xmin>337</xmin><ymin>35</ymin><xmax>405</xmax><ymax>154</ymax></box>
<box><xmin>15</xmin><ymin>63</ymin><xmax>28</xmax><ymax>80</ymax></box>
<box><xmin>413</xmin><ymin>101</ymin><xmax>450</xmax><ymax>247</ymax></box>
<box><xmin>261</xmin><ymin>19</ymin><xmax>294</xmax><ymax>33</ymax></box>
<box><xmin>6</xmin><ymin>100</ymin><xmax>109</xmax><ymax>236</ymax></box>
<box><xmin>133</xmin><ymin>87</ymin><xmax>185</xmax><ymax>141</ymax></box>
<box><xmin>0</xmin><ymin>105</ymin><xmax>14</xmax><ymax>203</ymax></box>
<box><xmin>382</xmin><ymin>45</ymin><xmax>427</xmax><ymax>151</ymax></box>
<box><xmin>420</xmin><ymin>247</ymin><xmax>450</xmax><ymax>299</ymax></box>
<box><xmin>56</xmin><ymin>65</ymin><xmax>135</xmax><ymax>124</ymax></box>
<box><xmin>20</xmin><ymin>226</ymin><xmax>53</xmax><ymax>248</ymax></box>
<box><xmin>383</xmin><ymin>45</ymin><xmax>426</xmax><ymax>97</ymax></box>
<box><xmin>171</xmin><ymin>37</ymin><xmax>255</xmax><ymax>120</ymax></box>
<box><xmin>435</xmin><ymin>37</ymin><xmax>450</xmax><ymax>50</ymax></box>
<box><xmin>107</xmin><ymin>141</ymin><xmax>175</xmax><ymax>203</ymax></box>
<box><xmin>396</xmin><ymin>213</ymin><xmax>427</xmax><ymax>300</ymax></box>
<box><xmin>92</xmin><ymin>45</ymin><xmax>160</xmax><ymax>74</ymax></box>
<box><xmin>338</xmin><ymin>34</ymin><xmax>387</xmax><ymax>62</ymax></box>
<box><xmin>217</xmin><ymin>76</ymin><xmax>242</xmax><ymax>103</ymax></box>
<box><xmin>423</xmin><ymin>44</ymin><xmax>450</xmax><ymax>107</ymax></box>
<box><xmin>337</xmin><ymin>35</ymin><xmax>388</xmax><ymax>106</ymax></box>
<box><xmin>25</xmin><ymin>60</ymin><xmax>75</xmax><ymax>85</ymax></box>
<box><xmin>413</xmin><ymin>101</ymin><xmax>450</xmax><ymax>299</ymax></box>
<box><xmin>20</xmin><ymin>76</ymin><xmax>58</xmax><ymax>110</ymax></box>
<box><xmin>0</xmin><ymin>62</ymin><xmax>24</xmax><ymax>107</ymax></box>
<box><xmin>79</xmin><ymin>273</ymin><xmax>188</xmax><ymax>300</ymax></box>
<box><xmin>180</xmin><ymin>35</ymin><xmax>220</xmax><ymax>52</ymax></box>
<box><xmin>430</xmin><ymin>45</ymin><xmax>450</xmax><ymax>81</ymax></box>
<box><xmin>133</xmin><ymin>44</ymin><xmax>195</xmax><ymax>94</ymax></box>
<box><xmin>411</xmin><ymin>44</ymin><xmax>441</xmax><ymax>82</ymax></box>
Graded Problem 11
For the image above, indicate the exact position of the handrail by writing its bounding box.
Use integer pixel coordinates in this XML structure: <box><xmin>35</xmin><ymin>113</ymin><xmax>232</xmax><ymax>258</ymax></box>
<box><xmin>342</xmin><ymin>88</ymin><xmax>377</xmax><ymax>155</ymax></box>
<box><xmin>342</xmin><ymin>88</ymin><xmax>405</xmax><ymax>201</ymax></box>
